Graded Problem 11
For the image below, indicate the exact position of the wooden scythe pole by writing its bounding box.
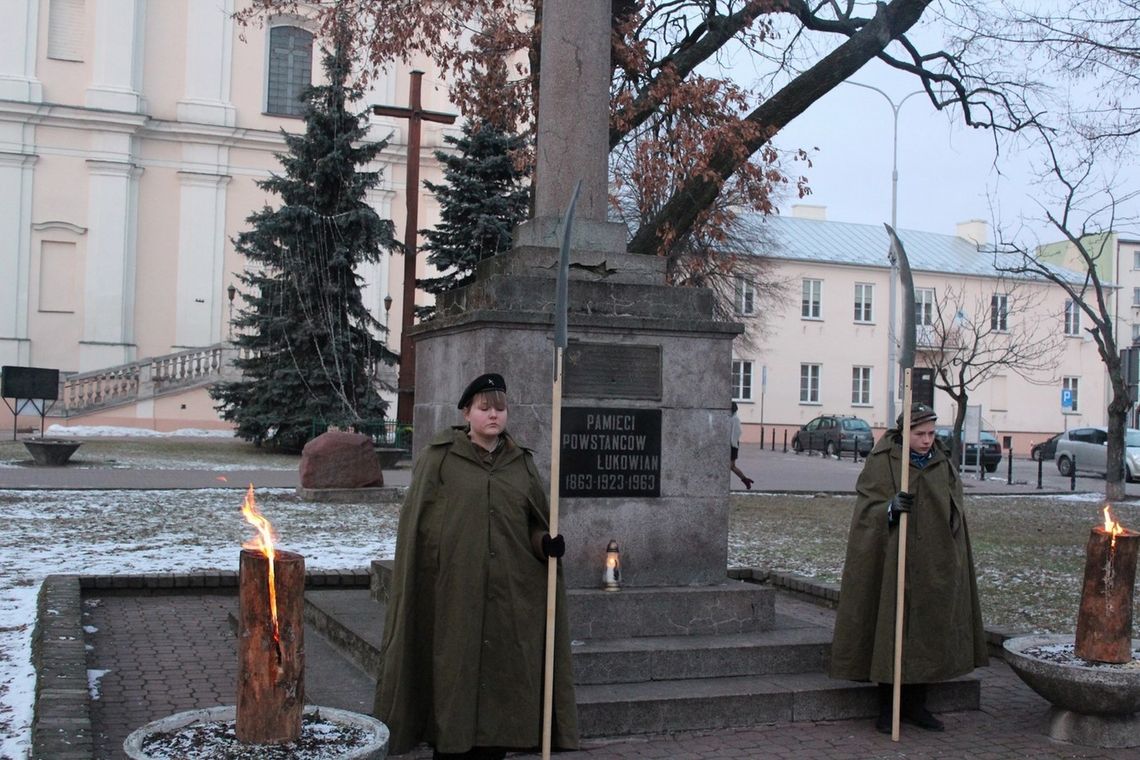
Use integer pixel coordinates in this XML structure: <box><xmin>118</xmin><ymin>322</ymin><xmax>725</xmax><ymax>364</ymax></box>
<box><xmin>886</xmin><ymin>224</ymin><xmax>917</xmax><ymax>741</ymax></box>
<box><xmin>892</xmin><ymin>370</ymin><xmax>913</xmax><ymax>741</ymax></box>
<box><xmin>542</xmin><ymin>181</ymin><xmax>581</xmax><ymax>760</ymax></box>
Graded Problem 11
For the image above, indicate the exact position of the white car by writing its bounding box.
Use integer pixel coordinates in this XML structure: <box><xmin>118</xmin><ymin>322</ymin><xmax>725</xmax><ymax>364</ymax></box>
<box><xmin>1054</xmin><ymin>427</ymin><xmax>1140</xmax><ymax>481</ymax></box>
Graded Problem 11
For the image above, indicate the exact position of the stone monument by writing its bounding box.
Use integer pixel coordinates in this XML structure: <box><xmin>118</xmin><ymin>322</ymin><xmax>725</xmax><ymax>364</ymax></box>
<box><xmin>409</xmin><ymin>0</ymin><xmax>742</xmax><ymax>590</ymax></box>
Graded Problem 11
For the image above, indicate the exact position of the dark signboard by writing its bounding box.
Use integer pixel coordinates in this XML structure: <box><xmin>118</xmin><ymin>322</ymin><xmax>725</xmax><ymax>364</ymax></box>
<box><xmin>564</xmin><ymin>342</ymin><xmax>662</xmax><ymax>399</ymax></box>
<box><xmin>912</xmin><ymin>367</ymin><xmax>935</xmax><ymax>408</ymax></box>
<box><xmin>1</xmin><ymin>366</ymin><xmax>60</xmax><ymax>401</ymax></box>
<box><xmin>560</xmin><ymin>407</ymin><xmax>661</xmax><ymax>498</ymax></box>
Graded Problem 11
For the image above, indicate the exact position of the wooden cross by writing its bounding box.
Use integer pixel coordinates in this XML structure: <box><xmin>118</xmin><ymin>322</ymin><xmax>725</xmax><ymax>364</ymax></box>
<box><xmin>372</xmin><ymin>70</ymin><xmax>457</xmax><ymax>426</ymax></box>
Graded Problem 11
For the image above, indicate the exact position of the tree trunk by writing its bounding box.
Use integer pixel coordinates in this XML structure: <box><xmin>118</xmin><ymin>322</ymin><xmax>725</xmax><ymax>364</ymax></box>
<box><xmin>1106</xmin><ymin>364</ymin><xmax>1130</xmax><ymax>502</ymax></box>
<box><xmin>236</xmin><ymin>548</ymin><xmax>306</xmax><ymax>744</ymax></box>
<box><xmin>1075</xmin><ymin>527</ymin><xmax>1139</xmax><ymax>663</ymax></box>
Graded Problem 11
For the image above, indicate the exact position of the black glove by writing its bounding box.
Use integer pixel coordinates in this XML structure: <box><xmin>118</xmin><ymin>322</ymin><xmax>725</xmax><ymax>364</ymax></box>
<box><xmin>541</xmin><ymin>533</ymin><xmax>566</xmax><ymax>559</ymax></box>
<box><xmin>887</xmin><ymin>491</ymin><xmax>914</xmax><ymax>528</ymax></box>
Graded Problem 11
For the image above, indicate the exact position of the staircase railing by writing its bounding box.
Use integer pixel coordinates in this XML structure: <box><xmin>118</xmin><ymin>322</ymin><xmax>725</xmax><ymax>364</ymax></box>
<box><xmin>55</xmin><ymin>344</ymin><xmax>235</xmax><ymax>417</ymax></box>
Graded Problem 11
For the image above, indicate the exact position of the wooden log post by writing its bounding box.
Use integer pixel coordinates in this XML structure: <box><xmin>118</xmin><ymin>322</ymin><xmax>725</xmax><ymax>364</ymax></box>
<box><xmin>1075</xmin><ymin>528</ymin><xmax>1140</xmax><ymax>664</ymax></box>
<box><xmin>236</xmin><ymin>548</ymin><xmax>305</xmax><ymax>743</ymax></box>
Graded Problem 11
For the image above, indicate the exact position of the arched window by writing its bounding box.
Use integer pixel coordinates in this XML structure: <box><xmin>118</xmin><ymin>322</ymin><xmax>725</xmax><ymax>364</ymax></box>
<box><xmin>266</xmin><ymin>25</ymin><xmax>313</xmax><ymax>116</ymax></box>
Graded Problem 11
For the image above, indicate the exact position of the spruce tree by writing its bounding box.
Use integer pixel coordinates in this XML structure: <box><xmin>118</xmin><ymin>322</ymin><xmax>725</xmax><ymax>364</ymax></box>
<box><xmin>417</xmin><ymin>121</ymin><xmax>529</xmax><ymax>318</ymax></box>
<box><xmin>211</xmin><ymin>45</ymin><xmax>398</xmax><ymax>451</ymax></box>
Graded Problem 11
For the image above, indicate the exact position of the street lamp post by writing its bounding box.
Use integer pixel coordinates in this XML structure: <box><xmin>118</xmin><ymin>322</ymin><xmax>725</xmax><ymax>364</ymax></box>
<box><xmin>845</xmin><ymin>82</ymin><xmax>924</xmax><ymax>427</ymax></box>
<box><xmin>226</xmin><ymin>284</ymin><xmax>236</xmax><ymax>341</ymax></box>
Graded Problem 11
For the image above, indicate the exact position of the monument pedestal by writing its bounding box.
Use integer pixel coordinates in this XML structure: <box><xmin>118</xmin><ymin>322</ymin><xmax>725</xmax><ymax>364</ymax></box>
<box><xmin>409</xmin><ymin>246</ymin><xmax>742</xmax><ymax>589</ymax></box>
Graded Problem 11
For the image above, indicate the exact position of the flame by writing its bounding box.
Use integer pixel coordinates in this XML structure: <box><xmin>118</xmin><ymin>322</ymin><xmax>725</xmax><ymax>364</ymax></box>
<box><xmin>1102</xmin><ymin>505</ymin><xmax>1125</xmax><ymax>549</ymax></box>
<box><xmin>241</xmin><ymin>484</ymin><xmax>280</xmax><ymax>650</ymax></box>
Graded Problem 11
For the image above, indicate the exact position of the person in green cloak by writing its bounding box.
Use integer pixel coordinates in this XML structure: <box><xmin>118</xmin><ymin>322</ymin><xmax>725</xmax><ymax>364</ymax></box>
<box><xmin>373</xmin><ymin>372</ymin><xmax>579</xmax><ymax>758</ymax></box>
<box><xmin>829</xmin><ymin>402</ymin><xmax>988</xmax><ymax>734</ymax></box>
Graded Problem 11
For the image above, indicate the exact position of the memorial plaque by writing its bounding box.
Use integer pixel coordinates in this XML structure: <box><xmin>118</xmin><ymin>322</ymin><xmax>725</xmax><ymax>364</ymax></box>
<box><xmin>564</xmin><ymin>343</ymin><xmax>661</xmax><ymax>399</ymax></box>
<box><xmin>560</xmin><ymin>407</ymin><xmax>661</xmax><ymax>498</ymax></box>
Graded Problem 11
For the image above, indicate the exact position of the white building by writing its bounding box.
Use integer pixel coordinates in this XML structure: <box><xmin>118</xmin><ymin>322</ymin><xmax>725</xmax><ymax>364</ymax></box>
<box><xmin>0</xmin><ymin>0</ymin><xmax>455</xmax><ymax>429</ymax></box>
<box><xmin>731</xmin><ymin>207</ymin><xmax>1108</xmax><ymax>454</ymax></box>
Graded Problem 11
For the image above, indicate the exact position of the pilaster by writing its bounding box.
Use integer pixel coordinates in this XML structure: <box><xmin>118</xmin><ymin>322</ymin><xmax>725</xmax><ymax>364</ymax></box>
<box><xmin>80</xmin><ymin>159</ymin><xmax>141</xmax><ymax>370</ymax></box>
<box><xmin>0</xmin><ymin>150</ymin><xmax>37</xmax><ymax>366</ymax></box>
<box><xmin>176</xmin><ymin>0</ymin><xmax>236</xmax><ymax>126</ymax></box>
<box><xmin>174</xmin><ymin>170</ymin><xmax>231</xmax><ymax>349</ymax></box>
<box><xmin>85</xmin><ymin>0</ymin><xmax>146</xmax><ymax>113</ymax></box>
<box><xmin>361</xmin><ymin>185</ymin><xmax>397</xmax><ymax>333</ymax></box>
<box><xmin>0</xmin><ymin>0</ymin><xmax>43</xmax><ymax>103</ymax></box>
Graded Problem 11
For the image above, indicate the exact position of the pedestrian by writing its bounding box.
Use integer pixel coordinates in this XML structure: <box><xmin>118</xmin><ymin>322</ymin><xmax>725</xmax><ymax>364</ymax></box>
<box><xmin>730</xmin><ymin>402</ymin><xmax>753</xmax><ymax>489</ymax></box>
<box><xmin>372</xmin><ymin>372</ymin><xmax>579</xmax><ymax>758</ymax></box>
<box><xmin>829</xmin><ymin>402</ymin><xmax>987</xmax><ymax>734</ymax></box>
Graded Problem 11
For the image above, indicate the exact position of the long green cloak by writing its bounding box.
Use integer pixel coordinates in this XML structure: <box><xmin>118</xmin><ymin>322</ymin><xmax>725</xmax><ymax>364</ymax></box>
<box><xmin>373</xmin><ymin>427</ymin><xmax>579</xmax><ymax>754</ymax></box>
<box><xmin>830</xmin><ymin>430</ymin><xmax>988</xmax><ymax>684</ymax></box>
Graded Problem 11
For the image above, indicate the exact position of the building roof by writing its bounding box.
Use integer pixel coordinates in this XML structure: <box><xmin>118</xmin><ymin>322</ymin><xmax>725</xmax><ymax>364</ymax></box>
<box><xmin>738</xmin><ymin>214</ymin><xmax>1086</xmax><ymax>284</ymax></box>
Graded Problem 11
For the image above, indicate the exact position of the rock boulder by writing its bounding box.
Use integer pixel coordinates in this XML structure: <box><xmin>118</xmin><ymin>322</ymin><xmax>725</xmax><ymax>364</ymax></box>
<box><xmin>299</xmin><ymin>431</ymin><xmax>384</xmax><ymax>489</ymax></box>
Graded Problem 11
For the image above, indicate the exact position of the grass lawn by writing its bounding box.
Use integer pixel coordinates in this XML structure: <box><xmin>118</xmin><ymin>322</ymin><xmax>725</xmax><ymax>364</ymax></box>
<box><xmin>1</xmin><ymin>433</ymin><xmax>1129</xmax><ymax>635</ymax></box>
<box><xmin>729</xmin><ymin>492</ymin><xmax>1140</xmax><ymax>635</ymax></box>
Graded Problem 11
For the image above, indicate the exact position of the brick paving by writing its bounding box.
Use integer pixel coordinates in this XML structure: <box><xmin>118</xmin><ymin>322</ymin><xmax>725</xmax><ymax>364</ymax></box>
<box><xmin>75</xmin><ymin>584</ymin><xmax>1140</xmax><ymax>760</ymax></box>
<box><xmin>83</xmin><ymin>592</ymin><xmax>238</xmax><ymax>759</ymax></box>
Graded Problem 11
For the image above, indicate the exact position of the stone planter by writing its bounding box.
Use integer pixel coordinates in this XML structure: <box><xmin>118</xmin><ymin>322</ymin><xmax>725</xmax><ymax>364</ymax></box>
<box><xmin>1004</xmin><ymin>633</ymin><xmax>1140</xmax><ymax>747</ymax></box>
<box><xmin>22</xmin><ymin>439</ymin><xmax>82</xmax><ymax>466</ymax></box>
<box><xmin>123</xmin><ymin>704</ymin><xmax>389</xmax><ymax>759</ymax></box>
<box><xmin>374</xmin><ymin>447</ymin><xmax>405</xmax><ymax>469</ymax></box>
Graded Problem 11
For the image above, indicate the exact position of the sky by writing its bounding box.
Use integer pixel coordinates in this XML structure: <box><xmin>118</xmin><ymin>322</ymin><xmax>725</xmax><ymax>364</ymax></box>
<box><xmin>754</xmin><ymin>14</ymin><xmax>1139</xmax><ymax>249</ymax></box>
<box><xmin>769</xmin><ymin>63</ymin><xmax>1049</xmax><ymax>245</ymax></box>
<box><xmin>772</xmin><ymin>77</ymin><xmax>1018</xmax><ymax>238</ymax></box>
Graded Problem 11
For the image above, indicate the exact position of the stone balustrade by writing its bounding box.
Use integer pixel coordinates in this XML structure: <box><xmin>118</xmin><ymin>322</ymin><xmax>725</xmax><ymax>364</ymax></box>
<box><xmin>55</xmin><ymin>344</ymin><xmax>235</xmax><ymax>417</ymax></box>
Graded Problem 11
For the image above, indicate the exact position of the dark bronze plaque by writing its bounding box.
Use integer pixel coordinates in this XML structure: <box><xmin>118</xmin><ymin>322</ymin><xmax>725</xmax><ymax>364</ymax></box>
<box><xmin>564</xmin><ymin>342</ymin><xmax>662</xmax><ymax>399</ymax></box>
<box><xmin>559</xmin><ymin>407</ymin><xmax>661</xmax><ymax>498</ymax></box>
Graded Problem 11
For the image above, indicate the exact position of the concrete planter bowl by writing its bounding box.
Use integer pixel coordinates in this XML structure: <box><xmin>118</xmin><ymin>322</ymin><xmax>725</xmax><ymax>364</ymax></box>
<box><xmin>123</xmin><ymin>705</ymin><xmax>389</xmax><ymax>759</ymax></box>
<box><xmin>1003</xmin><ymin>634</ymin><xmax>1140</xmax><ymax>748</ymax></box>
<box><xmin>22</xmin><ymin>438</ymin><xmax>82</xmax><ymax>466</ymax></box>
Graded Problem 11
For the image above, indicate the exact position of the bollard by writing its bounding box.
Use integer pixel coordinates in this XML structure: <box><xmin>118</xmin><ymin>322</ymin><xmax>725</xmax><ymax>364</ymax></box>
<box><xmin>1037</xmin><ymin>455</ymin><xmax>1043</xmax><ymax>490</ymax></box>
<box><xmin>759</xmin><ymin>426</ymin><xmax>764</xmax><ymax>454</ymax></box>
<box><xmin>1071</xmin><ymin>454</ymin><xmax>1077</xmax><ymax>491</ymax></box>
<box><xmin>782</xmin><ymin>429</ymin><xmax>787</xmax><ymax>453</ymax></box>
<box><xmin>771</xmin><ymin>427</ymin><xmax>776</xmax><ymax>452</ymax></box>
<box><xmin>1005</xmin><ymin>436</ymin><xmax>1013</xmax><ymax>485</ymax></box>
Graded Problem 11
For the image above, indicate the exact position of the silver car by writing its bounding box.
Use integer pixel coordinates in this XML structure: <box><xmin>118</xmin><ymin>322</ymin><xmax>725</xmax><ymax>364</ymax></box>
<box><xmin>1054</xmin><ymin>427</ymin><xmax>1140</xmax><ymax>481</ymax></box>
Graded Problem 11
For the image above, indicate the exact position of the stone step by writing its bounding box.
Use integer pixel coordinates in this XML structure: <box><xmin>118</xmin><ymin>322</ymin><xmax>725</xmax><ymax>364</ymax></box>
<box><xmin>304</xmin><ymin>589</ymin><xmax>385</xmax><ymax>679</ymax></box>
<box><xmin>571</xmin><ymin>625</ymin><xmax>831</xmax><ymax>685</ymax></box>
<box><xmin>306</xmin><ymin>589</ymin><xmax>827</xmax><ymax>684</ymax></box>
<box><xmin>303</xmin><ymin>588</ymin><xmax>980</xmax><ymax>738</ymax></box>
<box><xmin>575</xmin><ymin>672</ymin><xmax>980</xmax><ymax>737</ymax></box>
<box><xmin>369</xmin><ymin>560</ymin><xmax>776</xmax><ymax>639</ymax></box>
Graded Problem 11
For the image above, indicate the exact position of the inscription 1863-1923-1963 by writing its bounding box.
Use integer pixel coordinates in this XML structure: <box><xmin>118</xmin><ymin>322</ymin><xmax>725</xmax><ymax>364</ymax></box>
<box><xmin>559</xmin><ymin>407</ymin><xmax>662</xmax><ymax>498</ymax></box>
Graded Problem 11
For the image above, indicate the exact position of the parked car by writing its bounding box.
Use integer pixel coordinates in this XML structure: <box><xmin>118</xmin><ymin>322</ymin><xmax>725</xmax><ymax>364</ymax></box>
<box><xmin>792</xmin><ymin>415</ymin><xmax>874</xmax><ymax>457</ymax></box>
<box><xmin>934</xmin><ymin>427</ymin><xmax>1003</xmax><ymax>473</ymax></box>
<box><xmin>1030</xmin><ymin>432</ymin><xmax>1063</xmax><ymax>462</ymax></box>
<box><xmin>1054</xmin><ymin>427</ymin><xmax>1140</xmax><ymax>481</ymax></box>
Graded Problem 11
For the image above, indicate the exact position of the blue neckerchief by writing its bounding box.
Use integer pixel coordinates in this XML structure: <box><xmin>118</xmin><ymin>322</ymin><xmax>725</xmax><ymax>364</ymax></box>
<box><xmin>910</xmin><ymin>449</ymin><xmax>934</xmax><ymax>469</ymax></box>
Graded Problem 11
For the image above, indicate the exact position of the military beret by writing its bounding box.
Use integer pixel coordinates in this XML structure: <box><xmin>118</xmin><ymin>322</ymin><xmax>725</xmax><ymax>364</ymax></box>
<box><xmin>897</xmin><ymin>402</ymin><xmax>937</xmax><ymax>429</ymax></box>
<box><xmin>457</xmin><ymin>372</ymin><xmax>507</xmax><ymax>409</ymax></box>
